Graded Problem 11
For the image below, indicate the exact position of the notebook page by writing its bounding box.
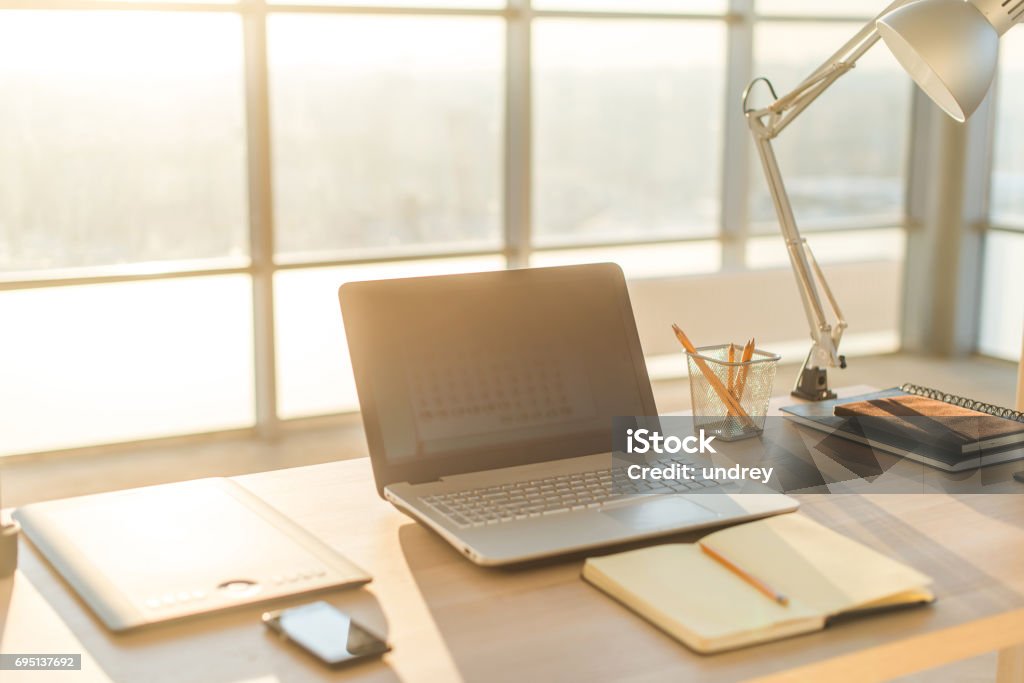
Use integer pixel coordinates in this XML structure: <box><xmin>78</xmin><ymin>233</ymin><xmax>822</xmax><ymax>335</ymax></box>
<box><xmin>703</xmin><ymin>514</ymin><xmax>933</xmax><ymax>617</ymax></box>
<box><xmin>584</xmin><ymin>544</ymin><xmax>822</xmax><ymax>644</ymax></box>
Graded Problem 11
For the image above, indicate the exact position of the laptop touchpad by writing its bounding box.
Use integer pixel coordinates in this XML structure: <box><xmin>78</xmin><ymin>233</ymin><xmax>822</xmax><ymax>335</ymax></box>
<box><xmin>601</xmin><ymin>497</ymin><xmax>719</xmax><ymax>531</ymax></box>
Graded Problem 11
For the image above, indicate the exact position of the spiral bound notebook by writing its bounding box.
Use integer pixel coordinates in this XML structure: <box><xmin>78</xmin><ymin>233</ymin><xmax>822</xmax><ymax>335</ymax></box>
<box><xmin>898</xmin><ymin>384</ymin><xmax>1024</xmax><ymax>423</ymax></box>
<box><xmin>781</xmin><ymin>385</ymin><xmax>1024</xmax><ymax>472</ymax></box>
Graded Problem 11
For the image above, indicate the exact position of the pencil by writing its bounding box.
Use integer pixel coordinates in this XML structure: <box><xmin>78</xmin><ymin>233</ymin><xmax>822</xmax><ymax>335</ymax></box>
<box><xmin>727</xmin><ymin>343</ymin><xmax>736</xmax><ymax>396</ymax></box>
<box><xmin>735</xmin><ymin>338</ymin><xmax>756</xmax><ymax>401</ymax></box>
<box><xmin>671</xmin><ymin>324</ymin><xmax>754</xmax><ymax>427</ymax></box>
<box><xmin>700</xmin><ymin>542</ymin><xmax>789</xmax><ymax>606</ymax></box>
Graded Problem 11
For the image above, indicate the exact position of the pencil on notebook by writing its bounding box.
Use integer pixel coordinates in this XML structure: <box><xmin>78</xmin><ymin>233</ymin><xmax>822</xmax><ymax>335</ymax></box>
<box><xmin>671</xmin><ymin>324</ymin><xmax>754</xmax><ymax>426</ymax></box>
<box><xmin>700</xmin><ymin>541</ymin><xmax>789</xmax><ymax>606</ymax></box>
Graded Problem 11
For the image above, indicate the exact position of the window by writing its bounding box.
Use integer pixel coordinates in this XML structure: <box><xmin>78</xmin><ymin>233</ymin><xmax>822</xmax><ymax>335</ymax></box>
<box><xmin>979</xmin><ymin>33</ymin><xmax>1024</xmax><ymax>362</ymax></box>
<box><xmin>749</xmin><ymin>20</ymin><xmax>911</xmax><ymax>233</ymax></box>
<box><xmin>536</xmin><ymin>0</ymin><xmax>725</xmax><ymax>11</ymax></box>
<box><xmin>979</xmin><ymin>232</ymin><xmax>1024</xmax><ymax>361</ymax></box>
<box><xmin>0</xmin><ymin>277</ymin><xmax>255</xmax><ymax>455</ymax></box>
<box><xmin>990</xmin><ymin>32</ymin><xmax>1024</xmax><ymax>226</ymax></box>
<box><xmin>755</xmin><ymin>0</ymin><xmax>873</xmax><ymax>17</ymax></box>
<box><xmin>274</xmin><ymin>255</ymin><xmax>505</xmax><ymax>418</ymax></box>
<box><xmin>533</xmin><ymin>19</ymin><xmax>725</xmax><ymax>245</ymax></box>
<box><xmin>268</xmin><ymin>15</ymin><xmax>504</xmax><ymax>259</ymax></box>
<box><xmin>0</xmin><ymin>12</ymin><xmax>247</xmax><ymax>272</ymax></box>
<box><xmin>0</xmin><ymin>1</ymin><xmax>913</xmax><ymax>457</ymax></box>
<box><xmin>0</xmin><ymin>10</ymin><xmax>252</xmax><ymax>456</ymax></box>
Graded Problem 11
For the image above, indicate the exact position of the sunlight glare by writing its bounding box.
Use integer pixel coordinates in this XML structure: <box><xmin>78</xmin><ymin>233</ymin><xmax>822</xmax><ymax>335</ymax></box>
<box><xmin>0</xmin><ymin>11</ymin><xmax>239</xmax><ymax>78</ymax></box>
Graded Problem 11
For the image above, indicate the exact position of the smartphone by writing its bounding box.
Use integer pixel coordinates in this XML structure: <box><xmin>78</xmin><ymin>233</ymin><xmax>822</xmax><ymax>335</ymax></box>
<box><xmin>263</xmin><ymin>601</ymin><xmax>390</xmax><ymax>667</ymax></box>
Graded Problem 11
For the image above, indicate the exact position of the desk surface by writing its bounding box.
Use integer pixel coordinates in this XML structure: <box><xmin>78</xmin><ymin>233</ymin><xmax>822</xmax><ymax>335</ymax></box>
<box><xmin>4</xmin><ymin>387</ymin><xmax>1024</xmax><ymax>683</ymax></box>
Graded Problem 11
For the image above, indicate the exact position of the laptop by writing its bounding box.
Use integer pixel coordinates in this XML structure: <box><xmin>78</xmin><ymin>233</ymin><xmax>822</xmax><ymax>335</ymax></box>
<box><xmin>339</xmin><ymin>263</ymin><xmax>797</xmax><ymax>565</ymax></box>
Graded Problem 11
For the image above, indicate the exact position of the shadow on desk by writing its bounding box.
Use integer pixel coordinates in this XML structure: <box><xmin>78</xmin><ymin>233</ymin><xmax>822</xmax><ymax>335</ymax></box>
<box><xmin>396</xmin><ymin>494</ymin><xmax>1024</xmax><ymax>683</ymax></box>
<box><xmin>6</xmin><ymin>544</ymin><xmax>402</xmax><ymax>683</ymax></box>
<box><xmin>0</xmin><ymin>573</ymin><xmax>13</xmax><ymax>636</ymax></box>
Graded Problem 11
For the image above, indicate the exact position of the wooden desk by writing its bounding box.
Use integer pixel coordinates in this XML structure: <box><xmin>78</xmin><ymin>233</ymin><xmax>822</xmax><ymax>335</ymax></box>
<box><xmin>4</xmin><ymin>388</ymin><xmax>1024</xmax><ymax>683</ymax></box>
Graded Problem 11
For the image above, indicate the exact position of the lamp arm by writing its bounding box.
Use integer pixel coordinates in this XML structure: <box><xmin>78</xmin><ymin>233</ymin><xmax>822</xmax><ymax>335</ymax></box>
<box><xmin>746</xmin><ymin>0</ymin><xmax>913</xmax><ymax>136</ymax></box>
<box><xmin>749</xmin><ymin>126</ymin><xmax>846</xmax><ymax>393</ymax></box>
<box><xmin>742</xmin><ymin>0</ymin><xmax>914</xmax><ymax>400</ymax></box>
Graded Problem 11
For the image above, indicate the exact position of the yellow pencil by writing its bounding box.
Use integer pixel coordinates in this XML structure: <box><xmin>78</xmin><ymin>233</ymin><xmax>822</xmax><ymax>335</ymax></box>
<box><xmin>735</xmin><ymin>338</ymin><xmax>756</xmax><ymax>401</ymax></box>
<box><xmin>700</xmin><ymin>541</ymin><xmax>789</xmax><ymax>606</ymax></box>
<box><xmin>727</xmin><ymin>343</ymin><xmax>736</xmax><ymax>396</ymax></box>
<box><xmin>671</xmin><ymin>324</ymin><xmax>754</xmax><ymax>426</ymax></box>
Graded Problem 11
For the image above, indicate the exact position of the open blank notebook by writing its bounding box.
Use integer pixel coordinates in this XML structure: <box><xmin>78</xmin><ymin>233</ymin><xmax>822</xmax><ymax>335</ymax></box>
<box><xmin>583</xmin><ymin>514</ymin><xmax>934</xmax><ymax>654</ymax></box>
<box><xmin>14</xmin><ymin>478</ymin><xmax>370</xmax><ymax>631</ymax></box>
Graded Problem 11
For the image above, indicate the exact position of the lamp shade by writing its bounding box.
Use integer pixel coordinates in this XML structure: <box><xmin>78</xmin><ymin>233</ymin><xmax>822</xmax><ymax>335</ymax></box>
<box><xmin>877</xmin><ymin>0</ymin><xmax>999</xmax><ymax>122</ymax></box>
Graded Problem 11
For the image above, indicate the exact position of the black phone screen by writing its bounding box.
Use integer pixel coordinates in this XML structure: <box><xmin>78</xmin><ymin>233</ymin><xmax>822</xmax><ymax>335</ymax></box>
<box><xmin>265</xmin><ymin>601</ymin><xmax>389</xmax><ymax>666</ymax></box>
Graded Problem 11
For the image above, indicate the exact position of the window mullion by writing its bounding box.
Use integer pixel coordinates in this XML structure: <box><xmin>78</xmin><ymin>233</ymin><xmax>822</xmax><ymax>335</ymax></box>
<box><xmin>241</xmin><ymin>0</ymin><xmax>280</xmax><ymax>438</ymax></box>
<box><xmin>504</xmin><ymin>0</ymin><xmax>532</xmax><ymax>268</ymax></box>
<box><xmin>721</xmin><ymin>0</ymin><xmax>753</xmax><ymax>270</ymax></box>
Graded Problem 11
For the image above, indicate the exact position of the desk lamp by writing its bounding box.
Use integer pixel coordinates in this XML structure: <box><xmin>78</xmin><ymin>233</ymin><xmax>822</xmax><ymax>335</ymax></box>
<box><xmin>745</xmin><ymin>0</ymin><xmax>1021</xmax><ymax>400</ymax></box>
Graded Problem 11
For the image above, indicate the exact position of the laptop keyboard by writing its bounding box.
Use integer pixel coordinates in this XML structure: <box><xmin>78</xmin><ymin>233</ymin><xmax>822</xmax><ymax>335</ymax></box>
<box><xmin>421</xmin><ymin>462</ymin><xmax>723</xmax><ymax>527</ymax></box>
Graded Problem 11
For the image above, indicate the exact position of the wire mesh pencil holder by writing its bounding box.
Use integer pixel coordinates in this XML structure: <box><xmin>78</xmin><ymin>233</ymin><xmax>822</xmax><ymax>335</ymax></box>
<box><xmin>686</xmin><ymin>344</ymin><xmax>780</xmax><ymax>441</ymax></box>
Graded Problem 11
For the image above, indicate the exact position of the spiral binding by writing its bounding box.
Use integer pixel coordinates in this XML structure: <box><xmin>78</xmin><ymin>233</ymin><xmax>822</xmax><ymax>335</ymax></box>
<box><xmin>900</xmin><ymin>384</ymin><xmax>1024</xmax><ymax>423</ymax></box>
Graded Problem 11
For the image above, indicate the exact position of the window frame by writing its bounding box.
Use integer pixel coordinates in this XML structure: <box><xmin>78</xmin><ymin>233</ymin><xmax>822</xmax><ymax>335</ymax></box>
<box><xmin>974</xmin><ymin>40</ymin><xmax>1024</xmax><ymax>363</ymax></box>
<box><xmin>987</xmin><ymin>43</ymin><xmax>1024</xmax><ymax>236</ymax></box>
<box><xmin>0</xmin><ymin>0</ymin><xmax>915</xmax><ymax>455</ymax></box>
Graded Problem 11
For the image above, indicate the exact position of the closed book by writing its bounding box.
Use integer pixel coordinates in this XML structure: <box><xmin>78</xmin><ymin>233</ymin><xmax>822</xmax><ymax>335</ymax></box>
<box><xmin>781</xmin><ymin>386</ymin><xmax>1024</xmax><ymax>471</ymax></box>
<box><xmin>833</xmin><ymin>394</ymin><xmax>1024</xmax><ymax>455</ymax></box>
<box><xmin>582</xmin><ymin>514</ymin><xmax>933</xmax><ymax>654</ymax></box>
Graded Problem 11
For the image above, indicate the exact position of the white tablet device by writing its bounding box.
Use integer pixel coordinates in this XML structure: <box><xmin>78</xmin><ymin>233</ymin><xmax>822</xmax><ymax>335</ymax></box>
<box><xmin>14</xmin><ymin>478</ymin><xmax>371</xmax><ymax>632</ymax></box>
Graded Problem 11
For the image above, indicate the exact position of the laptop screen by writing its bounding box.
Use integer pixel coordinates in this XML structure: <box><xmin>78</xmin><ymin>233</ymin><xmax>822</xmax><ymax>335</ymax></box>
<box><xmin>341</xmin><ymin>264</ymin><xmax>657</xmax><ymax>486</ymax></box>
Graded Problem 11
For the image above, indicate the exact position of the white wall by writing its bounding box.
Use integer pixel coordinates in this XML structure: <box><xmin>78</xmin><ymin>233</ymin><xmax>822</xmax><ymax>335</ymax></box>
<box><xmin>628</xmin><ymin>260</ymin><xmax>903</xmax><ymax>374</ymax></box>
